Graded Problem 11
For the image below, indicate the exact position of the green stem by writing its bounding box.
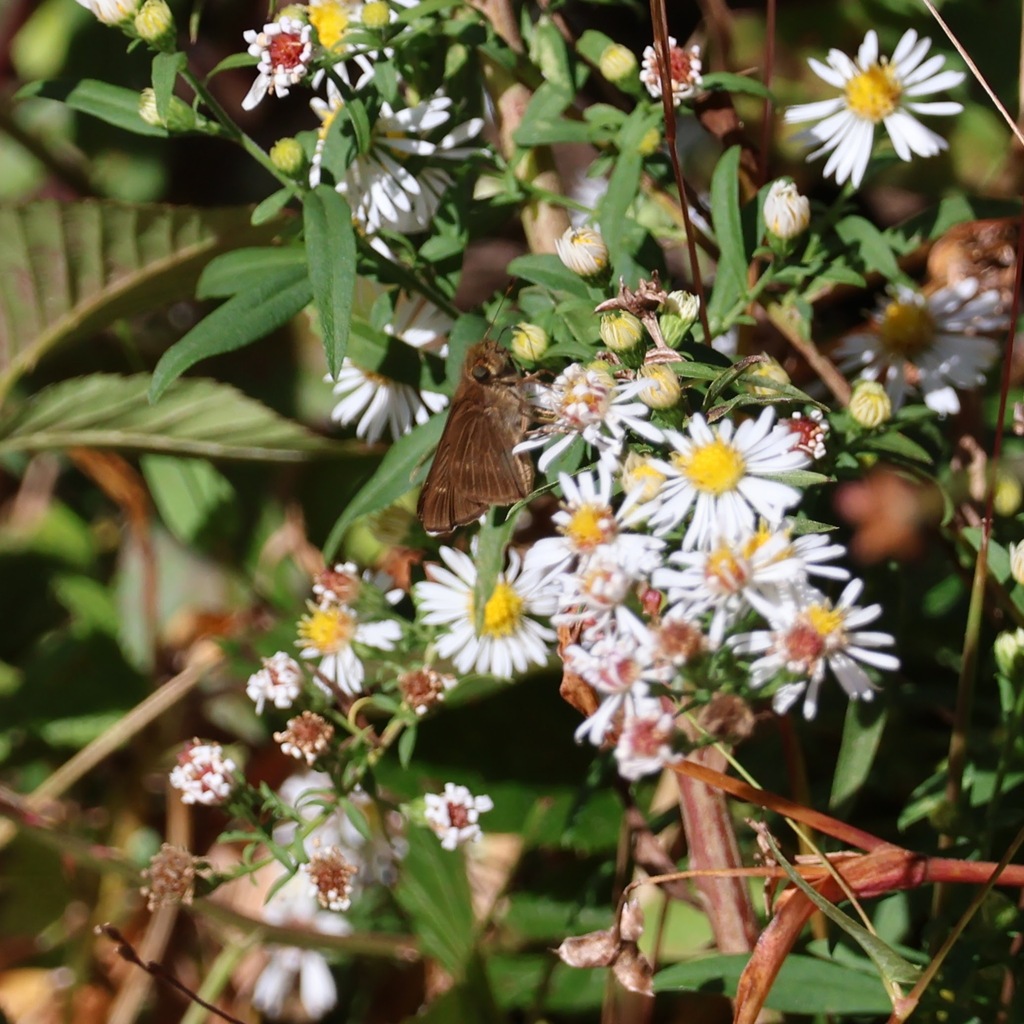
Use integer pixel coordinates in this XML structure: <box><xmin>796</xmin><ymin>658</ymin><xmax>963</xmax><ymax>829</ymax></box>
<box><xmin>180</xmin><ymin>934</ymin><xmax>259</xmax><ymax>1024</ymax></box>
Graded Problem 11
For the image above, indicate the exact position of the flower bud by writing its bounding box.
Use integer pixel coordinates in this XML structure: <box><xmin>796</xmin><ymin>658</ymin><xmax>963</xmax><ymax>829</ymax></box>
<box><xmin>555</xmin><ymin>226</ymin><xmax>609</xmax><ymax>280</ymax></box>
<box><xmin>1010</xmin><ymin>540</ymin><xmax>1024</xmax><ymax>586</ymax></box>
<box><xmin>134</xmin><ymin>0</ymin><xmax>175</xmax><ymax>50</ymax></box>
<box><xmin>76</xmin><ymin>0</ymin><xmax>141</xmax><ymax>26</ymax></box>
<box><xmin>621</xmin><ymin>451</ymin><xmax>665</xmax><ymax>504</ymax></box>
<box><xmin>600</xmin><ymin>311</ymin><xmax>643</xmax><ymax>353</ymax></box>
<box><xmin>599</xmin><ymin>43</ymin><xmax>638</xmax><ymax>84</ymax></box>
<box><xmin>362</xmin><ymin>0</ymin><xmax>391</xmax><ymax>30</ymax></box>
<box><xmin>510</xmin><ymin>322</ymin><xmax>549</xmax><ymax>362</ymax></box>
<box><xmin>637</xmin><ymin>364</ymin><xmax>681</xmax><ymax>409</ymax></box>
<box><xmin>584</xmin><ymin>359</ymin><xmax>616</xmax><ymax>386</ymax></box>
<box><xmin>745</xmin><ymin>356</ymin><xmax>790</xmax><ymax>396</ymax></box>
<box><xmin>637</xmin><ymin>126</ymin><xmax>661</xmax><ymax>157</ymax></box>
<box><xmin>993</xmin><ymin>471</ymin><xmax>1022</xmax><ymax>517</ymax></box>
<box><xmin>849</xmin><ymin>380</ymin><xmax>892</xmax><ymax>428</ymax></box>
<box><xmin>138</xmin><ymin>88</ymin><xmax>197</xmax><ymax>132</ymax></box>
<box><xmin>995</xmin><ymin>628</ymin><xmax>1024</xmax><ymax>679</ymax></box>
<box><xmin>660</xmin><ymin>290</ymin><xmax>699</xmax><ymax>345</ymax></box>
<box><xmin>270</xmin><ymin>137</ymin><xmax>307</xmax><ymax>177</ymax></box>
<box><xmin>763</xmin><ymin>179</ymin><xmax>811</xmax><ymax>240</ymax></box>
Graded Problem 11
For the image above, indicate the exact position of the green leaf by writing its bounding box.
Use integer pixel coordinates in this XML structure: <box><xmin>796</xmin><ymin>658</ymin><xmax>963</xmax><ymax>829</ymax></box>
<box><xmin>252</xmin><ymin>188</ymin><xmax>295</xmax><ymax>225</ymax></box>
<box><xmin>761</xmin><ymin>469</ymin><xmax>831</xmax><ymax>488</ymax></box>
<box><xmin>151</xmin><ymin>52</ymin><xmax>185</xmax><ymax>122</ymax></box>
<box><xmin>0</xmin><ymin>375</ymin><xmax>339</xmax><ymax>462</ymax></box>
<box><xmin>19</xmin><ymin>78</ymin><xmax>168</xmax><ymax>137</ymax></box>
<box><xmin>0</xmin><ymin>200</ymin><xmax>285</xmax><ymax>403</ymax></box>
<box><xmin>701</xmin><ymin>71</ymin><xmax>773</xmax><ymax>100</ymax></box>
<box><xmin>321</xmin><ymin>414</ymin><xmax>445</xmax><ymax>559</ymax></box>
<box><xmin>860</xmin><ymin>430</ymin><xmax>933</xmax><ymax>465</ymax></box>
<box><xmin>197</xmin><ymin>248</ymin><xmax>307</xmax><ymax>298</ymax></box>
<box><xmin>656</xmin><ymin>953</ymin><xmax>890</xmax><ymax>1013</ymax></box>
<box><xmin>140</xmin><ymin>455</ymin><xmax>236</xmax><ymax>544</ymax></box>
<box><xmin>835</xmin><ymin>216</ymin><xmax>905</xmax><ymax>283</ymax></box>
<box><xmin>395</xmin><ymin>828</ymin><xmax>476</xmax><ymax>975</ymax></box>
<box><xmin>759</xmin><ymin>831</ymin><xmax>921</xmax><ymax>988</ymax></box>
<box><xmin>830</xmin><ymin>700</ymin><xmax>888</xmax><ymax>814</ymax></box>
<box><xmin>576</xmin><ymin>29</ymin><xmax>616</xmax><ymax>66</ymax></box>
<box><xmin>149</xmin><ymin>265</ymin><xmax>312</xmax><ymax>400</ymax></box>
<box><xmin>506</xmin><ymin>254</ymin><xmax>591</xmax><ymax>298</ymax></box>
<box><xmin>513</xmin><ymin>81</ymin><xmax>582</xmax><ymax>146</ymax></box>
<box><xmin>707</xmin><ymin>146</ymin><xmax>747</xmax><ymax>323</ymax></box>
<box><xmin>304</xmin><ymin>186</ymin><xmax>357</xmax><ymax>377</ymax></box>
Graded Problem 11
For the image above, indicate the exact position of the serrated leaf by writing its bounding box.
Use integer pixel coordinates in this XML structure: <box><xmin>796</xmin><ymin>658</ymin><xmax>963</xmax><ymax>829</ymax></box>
<box><xmin>322</xmin><ymin>414</ymin><xmax>445</xmax><ymax>559</ymax></box>
<box><xmin>304</xmin><ymin>187</ymin><xmax>356</xmax><ymax>377</ymax></box>
<box><xmin>707</xmin><ymin>146</ymin><xmax>747</xmax><ymax>323</ymax></box>
<box><xmin>0</xmin><ymin>374</ymin><xmax>341</xmax><ymax>462</ymax></box>
<box><xmin>0</xmin><ymin>200</ymin><xmax>285</xmax><ymax>402</ymax></box>
<box><xmin>150</xmin><ymin>265</ymin><xmax>312</xmax><ymax>400</ymax></box>
<box><xmin>20</xmin><ymin>78</ymin><xmax>168</xmax><ymax>137</ymax></box>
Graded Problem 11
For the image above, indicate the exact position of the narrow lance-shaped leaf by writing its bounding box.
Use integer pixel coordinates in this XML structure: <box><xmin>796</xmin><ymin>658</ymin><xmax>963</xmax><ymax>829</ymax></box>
<box><xmin>322</xmin><ymin>414</ymin><xmax>446</xmax><ymax>559</ymax></box>
<box><xmin>706</xmin><ymin>145</ymin><xmax>747</xmax><ymax>326</ymax></box>
<box><xmin>304</xmin><ymin>186</ymin><xmax>357</xmax><ymax>377</ymax></box>
<box><xmin>149</xmin><ymin>264</ymin><xmax>312</xmax><ymax>401</ymax></box>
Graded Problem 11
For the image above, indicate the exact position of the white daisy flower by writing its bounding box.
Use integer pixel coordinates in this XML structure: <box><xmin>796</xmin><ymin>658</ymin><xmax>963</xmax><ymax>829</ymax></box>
<box><xmin>242</xmin><ymin>16</ymin><xmax>314</xmax><ymax>111</ymax></box>
<box><xmin>75</xmin><ymin>0</ymin><xmax>140</xmax><ymax>25</ymax></box>
<box><xmin>516</xmin><ymin>364</ymin><xmax>665</xmax><ymax>474</ymax></box>
<box><xmin>639</xmin><ymin>37</ymin><xmax>703</xmax><ymax>106</ymax></box>
<box><xmin>564</xmin><ymin>630</ymin><xmax>664</xmax><ymax>745</ymax></box>
<box><xmin>253</xmin><ymin>873</ymin><xmax>350</xmax><ymax>1021</ymax></box>
<box><xmin>523</xmin><ymin>465</ymin><xmax>664</xmax><ymax>577</ymax></box>
<box><xmin>424</xmin><ymin>782</ymin><xmax>494</xmax><ymax>850</ymax></box>
<box><xmin>414</xmin><ymin>546</ymin><xmax>557</xmax><ymax>678</ymax></box>
<box><xmin>551</xmin><ymin>543</ymin><xmax>663</xmax><ymax>641</ymax></box>
<box><xmin>614</xmin><ymin>693</ymin><xmax>679</xmax><ymax>781</ymax></box>
<box><xmin>653</xmin><ymin>523</ymin><xmax>846</xmax><ymax>646</ymax></box>
<box><xmin>784</xmin><ymin>28</ymin><xmax>964</xmax><ymax>188</ymax></box>
<box><xmin>638</xmin><ymin>408</ymin><xmax>810</xmax><ymax>548</ymax></box>
<box><xmin>328</xmin><ymin>359</ymin><xmax>448</xmax><ymax>443</ymax></box>
<box><xmin>296</xmin><ymin>598</ymin><xmax>402</xmax><ymax>696</ymax></box>
<box><xmin>338</xmin><ymin>93</ymin><xmax>485</xmax><ymax>234</ymax></box>
<box><xmin>169</xmin><ymin>740</ymin><xmax>236</xmax><ymax>806</ymax></box>
<box><xmin>833</xmin><ymin>280</ymin><xmax>1005</xmax><ymax>415</ymax></box>
<box><xmin>246</xmin><ymin>651</ymin><xmax>304</xmax><ymax>714</ymax></box>
<box><xmin>730</xmin><ymin>578</ymin><xmax>900</xmax><ymax>719</ymax></box>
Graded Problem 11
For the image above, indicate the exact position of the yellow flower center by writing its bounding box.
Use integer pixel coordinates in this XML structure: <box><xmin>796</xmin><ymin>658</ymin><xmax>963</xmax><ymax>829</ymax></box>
<box><xmin>740</xmin><ymin>521</ymin><xmax>776</xmax><ymax>560</ymax></box>
<box><xmin>309</xmin><ymin>0</ymin><xmax>355</xmax><ymax>51</ymax></box>
<box><xmin>705</xmin><ymin>545</ymin><xmax>747</xmax><ymax>593</ymax></box>
<box><xmin>564</xmin><ymin>503</ymin><xmax>614</xmax><ymax>551</ymax></box>
<box><xmin>878</xmin><ymin>299</ymin><xmax>935</xmax><ymax>359</ymax></box>
<box><xmin>806</xmin><ymin>602</ymin><xmax>845</xmax><ymax>641</ymax></box>
<box><xmin>623</xmin><ymin>456</ymin><xmax>666</xmax><ymax>502</ymax></box>
<box><xmin>676</xmin><ymin>438</ymin><xmax>746</xmax><ymax>495</ymax></box>
<box><xmin>844</xmin><ymin>63</ymin><xmax>902</xmax><ymax>123</ymax></box>
<box><xmin>481</xmin><ymin>582</ymin><xmax>524</xmax><ymax>638</ymax></box>
<box><xmin>298</xmin><ymin>604</ymin><xmax>355</xmax><ymax>653</ymax></box>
